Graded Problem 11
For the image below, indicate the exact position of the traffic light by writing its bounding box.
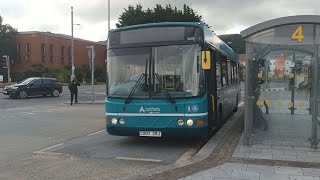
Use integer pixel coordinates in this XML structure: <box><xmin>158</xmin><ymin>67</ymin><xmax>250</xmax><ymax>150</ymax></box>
<box><xmin>1</xmin><ymin>56</ymin><xmax>7</xmax><ymax>68</ymax></box>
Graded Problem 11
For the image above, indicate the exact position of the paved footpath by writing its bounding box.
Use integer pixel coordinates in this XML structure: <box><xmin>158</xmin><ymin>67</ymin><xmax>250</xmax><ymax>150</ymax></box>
<box><xmin>122</xmin><ymin>105</ymin><xmax>320</xmax><ymax>180</ymax></box>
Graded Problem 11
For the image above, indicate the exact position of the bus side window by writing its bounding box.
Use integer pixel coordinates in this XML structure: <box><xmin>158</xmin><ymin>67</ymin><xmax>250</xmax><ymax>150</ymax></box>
<box><xmin>234</xmin><ymin>63</ymin><xmax>240</xmax><ymax>84</ymax></box>
<box><xmin>221</xmin><ymin>56</ymin><xmax>228</xmax><ymax>86</ymax></box>
<box><xmin>232</xmin><ymin>62</ymin><xmax>236</xmax><ymax>84</ymax></box>
<box><xmin>233</xmin><ymin>62</ymin><xmax>239</xmax><ymax>84</ymax></box>
<box><xmin>216</xmin><ymin>61</ymin><xmax>222</xmax><ymax>88</ymax></box>
<box><xmin>227</xmin><ymin>60</ymin><xmax>232</xmax><ymax>85</ymax></box>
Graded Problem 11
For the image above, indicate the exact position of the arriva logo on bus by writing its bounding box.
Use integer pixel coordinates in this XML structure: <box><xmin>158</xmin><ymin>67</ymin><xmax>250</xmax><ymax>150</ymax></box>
<box><xmin>139</xmin><ymin>106</ymin><xmax>161</xmax><ymax>113</ymax></box>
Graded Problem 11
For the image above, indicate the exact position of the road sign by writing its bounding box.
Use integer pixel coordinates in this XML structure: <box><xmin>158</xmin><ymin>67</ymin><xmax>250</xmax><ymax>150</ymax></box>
<box><xmin>88</xmin><ymin>48</ymin><xmax>95</xmax><ymax>60</ymax></box>
<box><xmin>86</xmin><ymin>46</ymin><xmax>95</xmax><ymax>102</ymax></box>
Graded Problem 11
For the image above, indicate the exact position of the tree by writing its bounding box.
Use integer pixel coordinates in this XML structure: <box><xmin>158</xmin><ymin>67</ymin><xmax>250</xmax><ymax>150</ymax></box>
<box><xmin>0</xmin><ymin>15</ymin><xmax>17</xmax><ymax>59</ymax></box>
<box><xmin>116</xmin><ymin>4</ymin><xmax>210</xmax><ymax>28</ymax></box>
<box><xmin>0</xmin><ymin>15</ymin><xmax>17</xmax><ymax>82</ymax></box>
<box><xmin>219</xmin><ymin>34</ymin><xmax>245</xmax><ymax>54</ymax></box>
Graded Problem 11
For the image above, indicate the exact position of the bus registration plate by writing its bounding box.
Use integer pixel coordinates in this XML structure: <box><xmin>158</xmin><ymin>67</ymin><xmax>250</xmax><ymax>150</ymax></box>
<box><xmin>139</xmin><ymin>131</ymin><xmax>162</xmax><ymax>137</ymax></box>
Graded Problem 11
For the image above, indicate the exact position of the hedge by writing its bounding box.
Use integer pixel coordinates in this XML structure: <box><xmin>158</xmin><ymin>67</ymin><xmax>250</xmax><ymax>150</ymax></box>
<box><xmin>8</xmin><ymin>64</ymin><xmax>106</xmax><ymax>83</ymax></box>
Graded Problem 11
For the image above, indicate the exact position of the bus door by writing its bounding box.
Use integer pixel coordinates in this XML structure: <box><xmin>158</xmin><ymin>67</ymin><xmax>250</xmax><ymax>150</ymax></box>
<box><xmin>204</xmin><ymin>49</ymin><xmax>218</xmax><ymax>131</ymax></box>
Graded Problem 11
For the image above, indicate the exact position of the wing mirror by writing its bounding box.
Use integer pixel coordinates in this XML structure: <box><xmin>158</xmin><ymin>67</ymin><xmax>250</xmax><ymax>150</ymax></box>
<box><xmin>201</xmin><ymin>51</ymin><xmax>211</xmax><ymax>70</ymax></box>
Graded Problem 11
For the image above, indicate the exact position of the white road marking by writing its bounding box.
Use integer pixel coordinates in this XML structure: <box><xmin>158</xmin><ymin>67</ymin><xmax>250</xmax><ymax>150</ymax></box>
<box><xmin>84</xmin><ymin>91</ymin><xmax>106</xmax><ymax>95</ymax></box>
<box><xmin>33</xmin><ymin>151</ymin><xmax>63</xmax><ymax>155</ymax></box>
<box><xmin>115</xmin><ymin>157</ymin><xmax>162</xmax><ymax>163</ymax></box>
<box><xmin>4</xmin><ymin>107</ymin><xmax>37</xmax><ymax>111</ymax></box>
<box><xmin>87</xmin><ymin>130</ymin><xmax>105</xmax><ymax>136</ymax></box>
<box><xmin>34</xmin><ymin>143</ymin><xmax>64</xmax><ymax>154</ymax></box>
<box><xmin>20</xmin><ymin>112</ymin><xmax>36</xmax><ymax>115</ymax></box>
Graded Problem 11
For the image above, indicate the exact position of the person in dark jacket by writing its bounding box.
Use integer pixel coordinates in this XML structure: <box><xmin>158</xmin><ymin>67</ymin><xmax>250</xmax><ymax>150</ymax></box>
<box><xmin>68</xmin><ymin>76</ymin><xmax>80</xmax><ymax>105</ymax></box>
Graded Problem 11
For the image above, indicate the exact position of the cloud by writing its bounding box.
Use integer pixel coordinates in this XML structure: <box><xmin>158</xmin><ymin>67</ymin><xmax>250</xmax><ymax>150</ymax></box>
<box><xmin>0</xmin><ymin>0</ymin><xmax>320</xmax><ymax>41</ymax></box>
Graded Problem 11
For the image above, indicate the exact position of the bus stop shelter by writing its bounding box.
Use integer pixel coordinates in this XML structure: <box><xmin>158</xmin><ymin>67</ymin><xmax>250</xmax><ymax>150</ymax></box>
<box><xmin>241</xmin><ymin>15</ymin><xmax>320</xmax><ymax>149</ymax></box>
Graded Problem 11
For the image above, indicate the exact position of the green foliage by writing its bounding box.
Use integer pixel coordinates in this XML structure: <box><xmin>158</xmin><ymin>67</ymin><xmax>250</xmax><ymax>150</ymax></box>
<box><xmin>0</xmin><ymin>15</ymin><xmax>17</xmax><ymax>61</ymax></box>
<box><xmin>11</xmin><ymin>64</ymin><xmax>106</xmax><ymax>84</ymax></box>
<box><xmin>94</xmin><ymin>67</ymin><xmax>106</xmax><ymax>82</ymax></box>
<box><xmin>116</xmin><ymin>4</ymin><xmax>210</xmax><ymax>28</ymax></box>
<box><xmin>0</xmin><ymin>15</ymin><xmax>17</xmax><ymax>82</ymax></box>
<box><xmin>219</xmin><ymin>34</ymin><xmax>245</xmax><ymax>54</ymax></box>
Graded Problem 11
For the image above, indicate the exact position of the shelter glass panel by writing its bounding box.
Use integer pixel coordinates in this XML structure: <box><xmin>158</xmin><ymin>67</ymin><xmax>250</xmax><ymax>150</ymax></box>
<box><xmin>317</xmin><ymin>25</ymin><xmax>320</xmax><ymax>145</ymax></box>
<box><xmin>244</xmin><ymin>24</ymin><xmax>319</xmax><ymax>149</ymax></box>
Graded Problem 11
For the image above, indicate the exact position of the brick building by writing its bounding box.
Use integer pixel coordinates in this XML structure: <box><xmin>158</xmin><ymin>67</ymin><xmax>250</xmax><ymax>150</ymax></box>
<box><xmin>14</xmin><ymin>31</ymin><xmax>106</xmax><ymax>72</ymax></box>
<box><xmin>239</xmin><ymin>54</ymin><xmax>246</xmax><ymax>66</ymax></box>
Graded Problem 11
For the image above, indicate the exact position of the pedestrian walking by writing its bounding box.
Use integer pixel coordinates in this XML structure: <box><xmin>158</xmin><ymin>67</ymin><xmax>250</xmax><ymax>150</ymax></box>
<box><xmin>68</xmin><ymin>75</ymin><xmax>80</xmax><ymax>105</ymax></box>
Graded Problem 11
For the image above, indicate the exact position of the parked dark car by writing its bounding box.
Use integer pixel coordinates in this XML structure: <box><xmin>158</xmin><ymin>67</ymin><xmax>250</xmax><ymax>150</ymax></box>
<box><xmin>3</xmin><ymin>77</ymin><xmax>63</xmax><ymax>99</ymax></box>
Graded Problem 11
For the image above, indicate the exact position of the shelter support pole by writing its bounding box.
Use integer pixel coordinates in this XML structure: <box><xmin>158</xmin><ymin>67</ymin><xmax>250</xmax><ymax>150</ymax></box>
<box><xmin>311</xmin><ymin>25</ymin><xmax>318</xmax><ymax>149</ymax></box>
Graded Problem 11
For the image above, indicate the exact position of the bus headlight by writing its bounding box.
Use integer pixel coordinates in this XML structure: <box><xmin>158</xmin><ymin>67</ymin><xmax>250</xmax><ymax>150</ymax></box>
<box><xmin>111</xmin><ymin>118</ymin><xmax>118</xmax><ymax>124</ymax></box>
<box><xmin>186</xmin><ymin>119</ymin><xmax>194</xmax><ymax>126</ymax></box>
<box><xmin>177</xmin><ymin>119</ymin><xmax>184</xmax><ymax>126</ymax></box>
<box><xmin>119</xmin><ymin>118</ymin><xmax>125</xmax><ymax>125</ymax></box>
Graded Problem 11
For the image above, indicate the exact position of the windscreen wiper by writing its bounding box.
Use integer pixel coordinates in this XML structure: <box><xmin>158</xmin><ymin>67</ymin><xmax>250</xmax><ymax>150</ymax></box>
<box><xmin>125</xmin><ymin>58</ymin><xmax>149</xmax><ymax>104</ymax></box>
<box><xmin>154</xmin><ymin>73</ymin><xmax>176</xmax><ymax>104</ymax></box>
<box><xmin>125</xmin><ymin>73</ymin><xmax>145</xmax><ymax>104</ymax></box>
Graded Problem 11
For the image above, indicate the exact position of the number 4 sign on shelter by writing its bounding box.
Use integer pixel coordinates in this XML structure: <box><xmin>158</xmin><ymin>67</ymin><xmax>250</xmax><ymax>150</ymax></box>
<box><xmin>292</xmin><ymin>25</ymin><xmax>304</xmax><ymax>42</ymax></box>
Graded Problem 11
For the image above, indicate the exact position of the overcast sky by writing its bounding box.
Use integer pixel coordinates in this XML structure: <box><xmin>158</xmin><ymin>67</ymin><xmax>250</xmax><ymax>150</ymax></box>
<box><xmin>0</xmin><ymin>0</ymin><xmax>319</xmax><ymax>42</ymax></box>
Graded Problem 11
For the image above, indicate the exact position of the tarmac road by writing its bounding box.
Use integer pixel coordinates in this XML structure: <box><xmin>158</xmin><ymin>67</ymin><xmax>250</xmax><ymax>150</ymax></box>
<box><xmin>0</xmin><ymin>99</ymin><xmax>205</xmax><ymax>180</ymax></box>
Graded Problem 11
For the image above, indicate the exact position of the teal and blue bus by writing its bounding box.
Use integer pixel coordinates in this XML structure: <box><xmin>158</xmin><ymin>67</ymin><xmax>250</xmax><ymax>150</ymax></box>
<box><xmin>106</xmin><ymin>22</ymin><xmax>240</xmax><ymax>138</ymax></box>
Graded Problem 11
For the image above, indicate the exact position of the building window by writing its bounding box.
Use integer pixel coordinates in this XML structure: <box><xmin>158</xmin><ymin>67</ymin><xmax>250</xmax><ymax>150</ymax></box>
<box><xmin>61</xmin><ymin>46</ymin><xmax>65</xmax><ymax>63</ymax></box>
<box><xmin>41</xmin><ymin>43</ymin><xmax>46</xmax><ymax>62</ymax></box>
<box><xmin>26</xmin><ymin>43</ymin><xmax>31</xmax><ymax>61</ymax></box>
<box><xmin>49</xmin><ymin>44</ymin><xmax>54</xmax><ymax>62</ymax></box>
<box><xmin>17</xmin><ymin>43</ymin><xmax>21</xmax><ymax>63</ymax></box>
<box><xmin>68</xmin><ymin>46</ymin><xmax>71</xmax><ymax>64</ymax></box>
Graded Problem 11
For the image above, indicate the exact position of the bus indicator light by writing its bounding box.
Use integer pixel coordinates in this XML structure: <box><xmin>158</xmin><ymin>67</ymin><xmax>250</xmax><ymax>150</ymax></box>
<box><xmin>196</xmin><ymin>119</ymin><xmax>205</xmax><ymax>125</ymax></box>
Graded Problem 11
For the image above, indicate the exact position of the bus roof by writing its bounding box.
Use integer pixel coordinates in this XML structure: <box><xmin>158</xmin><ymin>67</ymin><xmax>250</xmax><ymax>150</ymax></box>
<box><xmin>110</xmin><ymin>22</ymin><xmax>203</xmax><ymax>32</ymax></box>
<box><xmin>111</xmin><ymin>22</ymin><xmax>239</xmax><ymax>62</ymax></box>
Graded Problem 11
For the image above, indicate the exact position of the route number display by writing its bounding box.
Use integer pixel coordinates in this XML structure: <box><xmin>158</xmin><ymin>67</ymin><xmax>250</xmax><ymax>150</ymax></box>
<box><xmin>292</xmin><ymin>25</ymin><xmax>304</xmax><ymax>42</ymax></box>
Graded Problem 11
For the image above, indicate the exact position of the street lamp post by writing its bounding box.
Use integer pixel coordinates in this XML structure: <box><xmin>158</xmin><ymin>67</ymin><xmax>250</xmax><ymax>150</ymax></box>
<box><xmin>106</xmin><ymin>0</ymin><xmax>110</xmax><ymax>95</ymax></box>
<box><xmin>71</xmin><ymin>6</ymin><xmax>80</xmax><ymax>80</ymax></box>
<box><xmin>71</xmin><ymin>6</ymin><xmax>75</xmax><ymax>78</ymax></box>
<box><xmin>108</xmin><ymin>0</ymin><xmax>110</xmax><ymax>32</ymax></box>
